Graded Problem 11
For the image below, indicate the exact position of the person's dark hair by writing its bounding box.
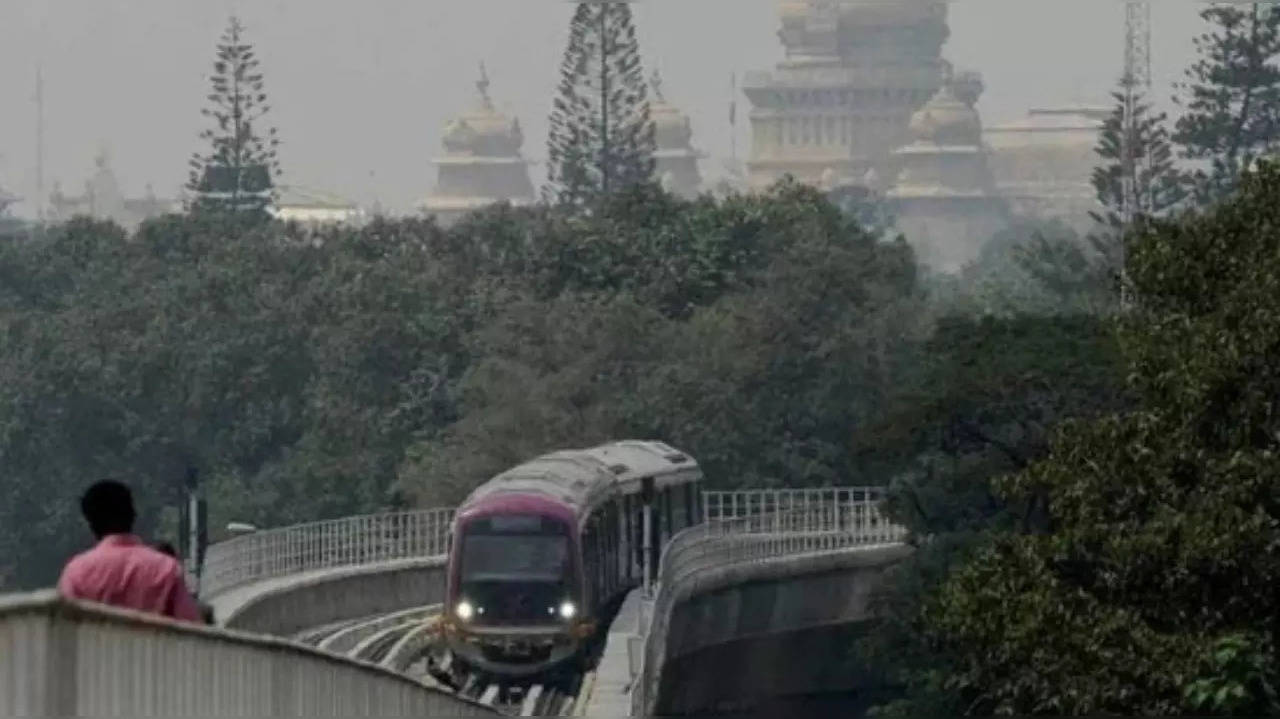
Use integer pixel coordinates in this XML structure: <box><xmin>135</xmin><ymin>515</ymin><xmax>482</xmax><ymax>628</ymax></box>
<box><xmin>79</xmin><ymin>479</ymin><xmax>136</xmax><ymax>539</ymax></box>
<box><xmin>154</xmin><ymin>542</ymin><xmax>178</xmax><ymax>558</ymax></box>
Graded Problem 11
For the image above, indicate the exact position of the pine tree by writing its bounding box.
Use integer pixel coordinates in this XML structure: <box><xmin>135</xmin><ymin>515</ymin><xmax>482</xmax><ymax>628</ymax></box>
<box><xmin>1093</xmin><ymin>90</ymin><xmax>1185</xmax><ymax>227</ymax></box>
<box><xmin>545</xmin><ymin>2</ymin><xmax>656</xmax><ymax>207</ymax></box>
<box><xmin>1074</xmin><ymin>84</ymin><xmax>1188</xmax><ymax>303</ymax></box>
<box><xmin>1173</xmin><ymin>4</ymin><xmax>1280</xmax><ymax>205</ymax></box>
<box><xmin>187</xmin><ymin>16</ymin><xmax>281</xmax><ymax>215</ymax></box>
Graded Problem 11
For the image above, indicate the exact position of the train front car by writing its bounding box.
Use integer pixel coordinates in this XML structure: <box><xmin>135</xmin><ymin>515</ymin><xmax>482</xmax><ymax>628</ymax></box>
<box><xmin>440</xmin><ymin>461</ymin><xmax>604</xmax><ymax>679</ymax></box>
<box><xmin>438</xmin><ymin>440</ymin><xmax>703</xmax><ymax>683</ymax></box>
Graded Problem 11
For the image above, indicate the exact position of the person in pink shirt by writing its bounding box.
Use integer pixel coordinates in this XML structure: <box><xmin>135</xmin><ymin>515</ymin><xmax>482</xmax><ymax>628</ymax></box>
<box><xmin>57</xmin><ymin>479</ymin><xmax>203</xmax><ymax>623</ymax></box>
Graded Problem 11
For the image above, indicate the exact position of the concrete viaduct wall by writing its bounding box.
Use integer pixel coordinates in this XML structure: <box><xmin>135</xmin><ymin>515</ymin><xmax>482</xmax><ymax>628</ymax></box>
<box><xmin>0</xmin><ymin>590</ymin><xmax>496</xmax><ymax>718</ymax></box>
<box><xmin>214</xmin><ymin>557</ymin><xmax>447</xmax><ymax>636</ymax></box>
<box><xmin>640</xmin><ymin>543</ymin><xmax>912</xmax><ymax>716</ymax></box>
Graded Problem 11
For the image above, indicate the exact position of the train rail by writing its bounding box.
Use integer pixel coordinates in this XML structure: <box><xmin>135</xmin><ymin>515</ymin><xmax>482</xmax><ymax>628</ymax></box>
<box><xmin>293</xmin><ymin>605</ymin><xmax>591</xmax><ymax>716</ymax></box>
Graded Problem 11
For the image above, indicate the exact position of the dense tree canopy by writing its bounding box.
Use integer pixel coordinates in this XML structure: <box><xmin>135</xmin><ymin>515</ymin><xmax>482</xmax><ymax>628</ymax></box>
<box><xmin>903</xmin><ymin>161</ymin><xmax>1280</xmax><ymax>715</ymax></box>
<box><xmin>0</xmin><ymin>212</ymin><xmax>472</xmax><ymax>587</ymax></box>
<box><xmin>0</xmin><ymin>181</ymin><xmax>927</xmax><ymax>590</ymax></box>
<box><xmin>396</xmin><ymin>181</ymin><xmax>921</xmax><ymax>505</ymax></box>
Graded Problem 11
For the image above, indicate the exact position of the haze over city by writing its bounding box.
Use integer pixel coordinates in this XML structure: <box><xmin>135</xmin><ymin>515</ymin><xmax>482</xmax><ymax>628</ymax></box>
<box><xmin>1</xmin><ymin>0</ymin><xmax>1200</xmax><ymax>215</ymax></box>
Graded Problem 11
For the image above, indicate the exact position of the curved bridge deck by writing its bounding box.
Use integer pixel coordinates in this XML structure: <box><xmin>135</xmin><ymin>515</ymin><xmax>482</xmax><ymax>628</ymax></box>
<box><xmin>1</xmin><ymin>488</ymin><xmax>908</xmax><ymax>717</ymax></box>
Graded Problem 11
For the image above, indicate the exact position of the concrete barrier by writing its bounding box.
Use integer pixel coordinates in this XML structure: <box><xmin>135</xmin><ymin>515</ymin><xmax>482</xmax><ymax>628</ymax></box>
<box><xmin>217</xmin><ymin>557</ymin><xmax>447</xmax><ymax>636</ymax></box>
<box><xmin>0</xmin><ymin>590</ymin><xmax>496</xmax><ymax>718</ymax></box>
<box><xmin>637</xmin><ymin>542</ymin><xmax>912</xmax><ymax>716</ymax></box>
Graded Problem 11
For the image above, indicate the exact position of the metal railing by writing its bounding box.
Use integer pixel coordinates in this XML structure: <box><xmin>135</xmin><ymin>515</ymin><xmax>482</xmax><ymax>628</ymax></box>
<box><xmin>201</xmin><ymin>508</ymin><xmax>453</xmax><ymax>598</ymax></box>
<box><xmin>702</xmin><ymin>486</ymin><xmax>890</xmax><ymax>523</ymax></box>
<box><xmin>678</xmin><ymin>489</ymin><xmax>905</xmax><ymax>591</ymax></box>
<box><xmin>0</xmin><ymin>590</ymin><xmax>496</xmax><ymax>717</ymax></box>
<box><xmin>203</xmin><ymin>491</ymin><xmax>897</xmax><ymax>598</ymax></box>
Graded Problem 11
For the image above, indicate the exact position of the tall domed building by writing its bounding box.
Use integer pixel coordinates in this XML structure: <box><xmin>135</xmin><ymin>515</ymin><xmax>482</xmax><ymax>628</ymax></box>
<box><xmin>649</xmin><ymin>70</ymin><xmax>704</xmax><ymax>198</ymax></box>
<box><xmin>888</xmin><ymin>69</ymin><xmax>1007</xmax><ymax>273</ymax></box>
<box><xmin>422</xmin><ymin>65</ymin><xmax>536</xmax><ymax>225</ymax></box>
<box><xmin>742</xmin><ymin>0</ymin><xmax>950</xmax><ymax>190</ymax></box>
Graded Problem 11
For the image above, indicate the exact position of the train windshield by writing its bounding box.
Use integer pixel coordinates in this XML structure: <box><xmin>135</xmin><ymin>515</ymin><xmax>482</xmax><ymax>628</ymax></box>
<box><xmin>460</xmin><ymin>515</ymin><xmax>570</xmax><ymax>582</ymax></box>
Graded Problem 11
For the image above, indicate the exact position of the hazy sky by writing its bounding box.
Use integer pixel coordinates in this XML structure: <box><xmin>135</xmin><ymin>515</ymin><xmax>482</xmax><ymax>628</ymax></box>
<box><xmin>0</xmin><ymin>1</ymin><xmax>1203</xmax><ymax>216</ymax></box>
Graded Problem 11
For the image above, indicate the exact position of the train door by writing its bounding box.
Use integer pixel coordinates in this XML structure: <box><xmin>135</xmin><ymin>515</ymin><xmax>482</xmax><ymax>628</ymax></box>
<box><xmin>603</xmin><ymin>501</ymin><xmax>618</xmax><ymax>599</ymax></box>
<box><xmin>641</xmin><ymin>477</ymin><xmax>658</xmax><ymax>591</ymax></box>
<box><xmin>661</xmin><ymin>487</ymin><xmax>674</xmax><ymax>547</ymax></box>
<box><xmin>672</xmin><ymin>484</ymin><xmax>688</xmax><ymax>534</ymax></box>
<box><xmin>581</xmin><ymin>516</ymin><xmax>597</xmax><ymax>612</ymax></box>
<box><xmin>687</xmin><ymin>483</ymin><xmax>698</xmax><ymax>527</ymax></box>
<box><xmin>629</xmin><ymin>494</ymin><xmax>643</xmax><ymax>582</ymax></box>
<box><xmin>649</xmin><ymin>485</ymin><xmax>663</xmax><ymax>583</ymax></box>
<box><xmin>614</xmin><ymin>498</ymin><xmax>624</xmax><ymax>588</ymax></box>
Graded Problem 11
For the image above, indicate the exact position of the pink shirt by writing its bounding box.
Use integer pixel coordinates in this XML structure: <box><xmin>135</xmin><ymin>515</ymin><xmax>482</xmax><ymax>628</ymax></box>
<box><xmin>57</xmin><ymin>534</ymin><xmax>203</xmax><ymax>623</ymax></box>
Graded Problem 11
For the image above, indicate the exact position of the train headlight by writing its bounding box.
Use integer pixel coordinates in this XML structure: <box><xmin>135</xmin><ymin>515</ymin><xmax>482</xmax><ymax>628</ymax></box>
<box><xmin>559</xmin><ymin>601</ymin><xmax>577</xmax><ymax>620</ymax></box>
<box><xmin>456</xmin><ymin>600</ymin><xmax>475</xmax><ymax>621</ymax></box>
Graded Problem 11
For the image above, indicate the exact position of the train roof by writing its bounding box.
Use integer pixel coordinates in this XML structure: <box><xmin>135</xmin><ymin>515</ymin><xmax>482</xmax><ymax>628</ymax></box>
<box><xmin>459</xmin><ymin>440</ymin><xmax>702</xmax><ymax>518</ymax></box>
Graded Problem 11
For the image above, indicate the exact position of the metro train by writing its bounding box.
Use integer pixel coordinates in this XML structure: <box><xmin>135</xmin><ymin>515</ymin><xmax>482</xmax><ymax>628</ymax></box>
<box><xmin>435</xmin><ymin>440</ymin><xmax>703</xmax><ymax>681</ymax></box>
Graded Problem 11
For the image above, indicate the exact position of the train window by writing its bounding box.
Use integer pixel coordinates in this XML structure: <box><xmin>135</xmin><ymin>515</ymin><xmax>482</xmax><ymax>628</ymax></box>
<box><xmin>460</xmin><ymin>533</ymin><xmax>568</xmax><ymax>582</ymax></box>
<box><xmin>458</xmin><ymin>515</ymin><xmax>571</xmax><ymax>583</ymax></box>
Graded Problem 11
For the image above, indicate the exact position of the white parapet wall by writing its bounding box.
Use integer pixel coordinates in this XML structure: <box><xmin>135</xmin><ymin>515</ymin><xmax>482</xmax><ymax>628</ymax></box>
<box><xmin>0</xmin><ymin>590</ymin><xmax>496</xmax><ymax>718</ymax></box>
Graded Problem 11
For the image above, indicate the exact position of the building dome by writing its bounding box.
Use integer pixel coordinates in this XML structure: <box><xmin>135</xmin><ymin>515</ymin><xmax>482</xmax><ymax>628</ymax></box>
<box><xmin>441</xmin><ymin>66</ymin><xmax>525</xmax><ymax>157</ymax></box>
<box><xmin>908</xmin><ymin>78</ymin><xmax>981</xmax><ymax>146</ymax></box>
<box><xmin>423</xmin><ymin>63</ymin><xmax>535</xmax><ymax>225</ymax></box>
<box><xmin>649</xmin><ymin>70</ymin><xmax>694</xmax><ymax>151</ymax></box>
<box><xmin>648</xmin><ymin>70</ymin><xmax>703</xmax><ymax>198</ymax></box>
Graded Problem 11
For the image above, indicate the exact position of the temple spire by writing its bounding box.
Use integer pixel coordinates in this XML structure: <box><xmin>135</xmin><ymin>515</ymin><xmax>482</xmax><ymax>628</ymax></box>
<box><xmin>650</xmin><ymin>68</ymin><xmax>665</xmax><ymax>102</ymax></box>
<box><xmin>476</xmin><ymin>61</ymin><xmax>493</xmax><ymax>110</ymax></box>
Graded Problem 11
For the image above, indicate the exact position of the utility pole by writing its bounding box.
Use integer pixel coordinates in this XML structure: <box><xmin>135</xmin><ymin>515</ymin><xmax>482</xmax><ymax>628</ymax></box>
<box><xmin>179</xmin><ymin>464</ymin><xmax>208</xmax><ymax>596</ymax></box>
<box><xmin>729</xmin><ymin>71</ymin><xmax>738</xmax><ymax>167</ymax></box>
<box><xmin>35</xmin><ymin>65</ymin><xmax>45</xmax><ymax>224</ymax></box>
<box><xmin>1119</xmin><ymin>0</ymin><xmax>1151</xmax><ymax>310</ymax></box>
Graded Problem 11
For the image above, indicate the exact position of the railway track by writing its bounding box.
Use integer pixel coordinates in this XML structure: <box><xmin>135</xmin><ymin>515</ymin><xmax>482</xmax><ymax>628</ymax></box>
<box><xmin>458</xmin><ymin>677</ymin><xmax>577</xmax><ymax>716</ymax></box>
<box><xmin>294</xmin><ymin>606</ymin><xmax>588</xmax><ymax>716</ymax></box>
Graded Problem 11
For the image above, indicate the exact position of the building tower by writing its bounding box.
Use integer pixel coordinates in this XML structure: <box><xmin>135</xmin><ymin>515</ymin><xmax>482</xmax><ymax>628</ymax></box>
<box><xmin>742</xmin><ymin>0</ymin><xmax>950</xmax><ymax>190</ymax></box>
<box><xmin>649</xmin><ymin>70</ymin><xmax>704</xmax><ymax>198</ymax></box>
<box><xmin>422</xmin><ymin>64</ymin><xmax>536</xmax><ymax>225</ymax></box>
<box><xmin>48</xmin><ymin>147</ymin><xmax>173</xmax><ymax>231</ymax></box>
<box><xmin>888</xmin><ymin>68</ymin><xmax>1007</xmax><ymax>273</ymax></box>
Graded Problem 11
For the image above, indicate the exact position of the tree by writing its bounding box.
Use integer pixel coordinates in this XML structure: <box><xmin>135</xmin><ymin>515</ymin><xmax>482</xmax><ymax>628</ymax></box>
<box><xmin>856</xmin><ymin>314</ymin><xmax>1131</xmax><ymax>717</ymax></box>
<box><xmin>187</xmin><ymin>16</ymin><xmax>281</xmax><ymax>215</ymax></box>
<box><xmin>0</xmin><ymin>213</ymin><xmax>480</xmax><ymax>589</ymax></box>
<box><xmin>931</xmin><ymin>218</ymin><xmax>1111</xmax><ymax>318</ymax></box>
<box><xmin>1173</xmin><ymin>4</ymin><xmax>1280</xmax><ymax>205</ymax></box>
<box><xmin>909</xmin><ymin>161</ymin><xmax>1280</xmax><ymax>714</ymax></box>
<box><xmin>1091</xmin><ymin>85</ymin><xmax>1187</xmax><ymax>285</ymax></box>
<box><xmin>545</xmin><ymin>2</ymin><xmax>656</xmax><ymax>206</ymax></box>
<box><xmin>397</xmin><ymin>182</ymin><xmax>920</xmax><ymax>504</ymax></box>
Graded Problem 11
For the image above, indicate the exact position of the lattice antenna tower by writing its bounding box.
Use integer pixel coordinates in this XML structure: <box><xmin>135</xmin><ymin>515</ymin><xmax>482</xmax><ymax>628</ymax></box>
<box><xmin>1119</xmin><ymin>0</ymin><xmax>1151</xmax><ymax>309</ymax></box>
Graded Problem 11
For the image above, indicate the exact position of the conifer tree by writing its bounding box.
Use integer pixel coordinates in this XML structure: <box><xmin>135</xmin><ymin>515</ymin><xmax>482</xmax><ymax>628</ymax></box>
<box><xmin>1093</xmin><ymin>90</ymin><xmax>1185</xmax><ymax>228</ymax></box>
<box><xmin>545</xmin><ymin>2</ymin><xmax>656</xmax><ymax>207</ymax></box>
<box><xmin>1070</xmin><ymin>85</ymin><xmax>1187</xmax><ymax>303</ymax></box>
<box><xmin>1173</xmin><ymin>4</ymin><xmax>1280</xmax><ymax>205</ymax></box>
<box><xmin>187</xmin><ymin>16</ymin><xmax>281</xmax><ymax>214</ymax></box>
